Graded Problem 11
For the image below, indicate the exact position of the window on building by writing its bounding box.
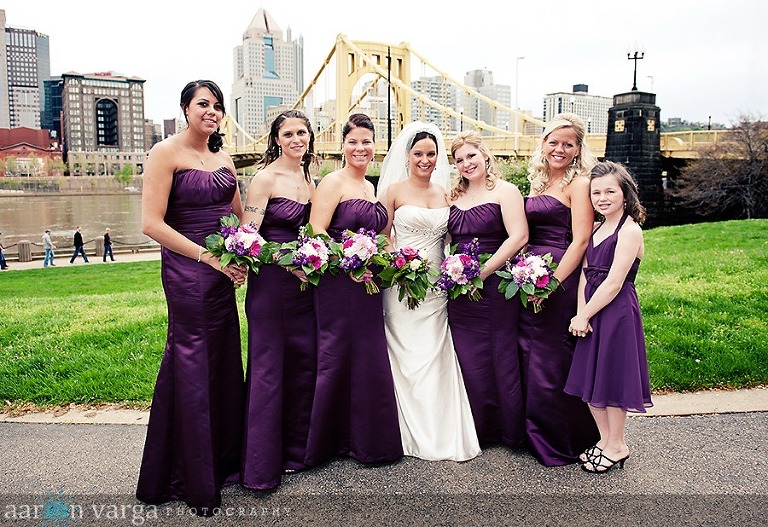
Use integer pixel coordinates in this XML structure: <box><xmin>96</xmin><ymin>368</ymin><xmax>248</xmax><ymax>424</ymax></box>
<box><xmin>96</xmin><ymin>98</ymin><xmax>119</xmax><ymax>147</ymax></box>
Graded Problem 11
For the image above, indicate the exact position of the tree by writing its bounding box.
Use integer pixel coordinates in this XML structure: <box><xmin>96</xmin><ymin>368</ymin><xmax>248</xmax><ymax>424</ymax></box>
<box><xmin>674</xmin><ymin>115</ymin><xmax>768</xmax><ymax>219</ymax></box>
<box><xmin>114</xmin><ymin>164</ymin><xmax>134</xmax><ymax>186</ymax></box>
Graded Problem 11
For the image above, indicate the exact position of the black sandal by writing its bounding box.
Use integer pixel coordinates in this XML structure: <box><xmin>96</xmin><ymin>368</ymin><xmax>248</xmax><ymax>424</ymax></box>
<box><xmin>581</xmin><ymin>452</ymin><xmax>629</xmax><ymax>473</ymax></box>
<box><xmin>578</xmin><ymin>445</ymin><xmax>602</xmax><ymax>464</ymax></box>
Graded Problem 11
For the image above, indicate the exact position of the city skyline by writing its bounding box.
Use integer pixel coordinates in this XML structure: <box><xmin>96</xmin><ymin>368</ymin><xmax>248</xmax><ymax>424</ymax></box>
<box><xmin>4</xmin><ymin>0</ymin><xmax>766</xmax><ymax>128</ymax></box>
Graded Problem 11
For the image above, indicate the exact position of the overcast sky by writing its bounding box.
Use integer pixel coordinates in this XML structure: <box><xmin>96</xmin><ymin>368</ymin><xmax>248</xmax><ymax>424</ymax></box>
<box><xmin>4</xmin><ymin>0</ymin><xmax>766</xmax><ymax>127</ymax></box>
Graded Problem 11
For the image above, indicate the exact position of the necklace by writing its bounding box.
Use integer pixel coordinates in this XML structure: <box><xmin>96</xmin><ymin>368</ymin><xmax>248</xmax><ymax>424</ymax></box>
<box><xmin>186</xmin><ymin>141</ymin><xmax>206</xmax><ymax>165</ymax></box>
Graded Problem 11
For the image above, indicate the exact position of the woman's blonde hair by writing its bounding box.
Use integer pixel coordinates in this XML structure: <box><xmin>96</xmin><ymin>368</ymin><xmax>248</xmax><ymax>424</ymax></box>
<box><xmin>528</xmin><ymin>112</ymin><xmax>597</xmax><ymax>194</ymax></box>
<box><xmin>449</xmin><ymin>130</ymin><xmax>500</xmax><ymax>201</ymax></box>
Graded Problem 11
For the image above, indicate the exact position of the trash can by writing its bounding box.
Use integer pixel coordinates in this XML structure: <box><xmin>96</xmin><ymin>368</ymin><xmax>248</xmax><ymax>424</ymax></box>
<box><xmin>17</xmin><ymin>240</ymin><xmax>32</xmax><ymax>262</ymax></box>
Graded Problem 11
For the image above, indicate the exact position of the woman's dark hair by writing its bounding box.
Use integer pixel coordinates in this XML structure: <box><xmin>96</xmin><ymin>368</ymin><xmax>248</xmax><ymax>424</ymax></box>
<box><xmin>590</xmin><ymin>160</ymin><xmax>647</xmax><ymax>224</ymax></box>
<box><xmin>342</xmin><ymin>113</ymin><xmax>375</xmax><ymax>141</ymax></box>
<box><xmin>180</xmin><ymin>80</ymin><xmax>225</xmax><ymax>153</ymax></box>
<box><xmin>409</xmin><ymin>130</ymin><xmax>438</xmax><ymax>152</ymax></box>
<box><xmin>260</xmin><ymin>109</ymin><xmax>317</xmax><ymax>181</ymax></box>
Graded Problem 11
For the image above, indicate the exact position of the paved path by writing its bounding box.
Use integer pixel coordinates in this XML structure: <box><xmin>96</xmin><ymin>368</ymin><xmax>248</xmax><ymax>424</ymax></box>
<box><xmin>1</xmin><ymin>411</ymin><xmax>766</xmax><ymax>526</ymax></box>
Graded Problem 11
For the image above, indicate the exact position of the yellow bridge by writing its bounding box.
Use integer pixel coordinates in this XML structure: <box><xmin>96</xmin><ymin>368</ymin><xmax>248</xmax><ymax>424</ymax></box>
<box><xmin>220</xmin><ymin>34</ymin><xmax>725</xmax><ymax>168</ymax></box>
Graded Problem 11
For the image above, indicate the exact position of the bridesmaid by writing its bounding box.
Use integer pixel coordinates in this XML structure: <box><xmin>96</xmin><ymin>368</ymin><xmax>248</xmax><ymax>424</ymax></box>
<box><xmin>240</xmin><ymin>110</ymin><xmax>317</xmax><ymax>490</ymax></box>
<box><xmin>518</xmin><ymin>112</ymin><xmax>600</xmax><ymax>466</ymax></box>
<box><xmin>565</xmin><ymin>160</ymin><xmax>653</xmax><ymax>473</ymax></box>
<box><xmin>303</xmin><ymin>113</ymin><xmax>403</xmax><ymax>466</ymax></box>
<box><xmin>447</xmin><ymin>130</ymin><xmax>528</xmax><ymax>447</ymax></box>
<box><xmin>137</xmin><ymin>80</ymin><xmax>246</xmax><ymax>515</ymax></box>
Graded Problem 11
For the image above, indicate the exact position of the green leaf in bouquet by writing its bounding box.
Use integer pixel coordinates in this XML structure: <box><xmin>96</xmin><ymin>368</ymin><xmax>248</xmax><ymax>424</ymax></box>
<box><xmin>521</xmin><ymin>282</ymin><xmax>535</xmax><ymax>295</ymax></box>
<box><xmin>219</xmin><ymin>252</ymin><xmax>234</xmax><ymax>267</ymax></box>
<box><xmin>495</xmin><ymin>270</ymin><xmax>514</xmax><ymax>280</ymax></box>
<box><xmin>204</xmin><ymin>232</ymin><xmax>225</xmax><ymax>255</ymax></box>
<box><xmin>220</xmin><ymin>213</ymin><xmax>240</xmax><ymax>228</ymax></box>
<box><xmin>503</xmin><ymin>281</ymin><xmax>520</xmax><ymax>300</ymax></box>
<box><xmin>257</xmin><ymin>241</ymin><xmax>280</xmax><ymax>264</ymax></box>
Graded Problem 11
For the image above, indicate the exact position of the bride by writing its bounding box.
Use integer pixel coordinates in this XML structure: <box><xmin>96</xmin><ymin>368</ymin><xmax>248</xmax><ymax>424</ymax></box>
<box><xmin>377</xmin><ymin>122</ymin><xmax>481</xmax><ymax>461</ymax></box>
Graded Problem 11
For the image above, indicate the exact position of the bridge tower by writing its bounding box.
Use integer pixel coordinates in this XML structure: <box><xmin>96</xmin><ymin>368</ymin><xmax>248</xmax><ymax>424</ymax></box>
<box><xmin>605</xmin><ymin>91</ymin><xmax>664</xmax><ymax>225</ymax></box>
<box><xmin>334</xmin><ymin>36</ymin><xmax>412</xmax><ymax>142</ymax></box>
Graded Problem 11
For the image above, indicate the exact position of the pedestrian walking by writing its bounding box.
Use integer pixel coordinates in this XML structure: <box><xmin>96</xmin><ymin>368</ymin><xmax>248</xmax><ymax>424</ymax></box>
<box><xmin>69</xmin><ymin>225</ymin><xmax>89</xmax><ymax>263</ymax></box>
<box><xmin>43</xmin><ymin>229</ymin><xmax>56</xmax><ymax>267</ymax></box>
<box><xmin>103</xmin><ymin>228</ymin><xmax>115</xmax><ymax>262</ymax></box>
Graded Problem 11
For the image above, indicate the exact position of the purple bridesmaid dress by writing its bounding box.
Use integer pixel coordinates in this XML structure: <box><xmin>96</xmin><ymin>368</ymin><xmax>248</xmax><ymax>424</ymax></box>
<box><xmin>518</xmin><ymin>195</ymin><xmax>599</xmax><ymax>466</ymax></box>
<box><xmin>447</xmin><ymin>203</ymin><xmax>525</xmax><ymax>447</ymax></box>
<box><xmin>241</xmin><ymin>197</ymin><xmax>316</xmax><ymax>490</ymax></box>
<box><xmin>565</xmin><ymin>214</ymin><xmax>653</xmax><ymax>412</ymax></box>
<box><xmin>304</xmin><ymin>199</ymin><xmax>403</xmax><ymax>466</ymax></box>
<box><xmin>136</xmin><ymin>167</ymin><xmax>244</xmax><ymax>514</ymax></box>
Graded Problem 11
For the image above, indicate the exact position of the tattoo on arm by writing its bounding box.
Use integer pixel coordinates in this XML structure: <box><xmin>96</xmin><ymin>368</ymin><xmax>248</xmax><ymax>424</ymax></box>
<box><xmin>244</xmin><ymin>205</ymin><xmax>266</xmax><ymax>215</ymax></box>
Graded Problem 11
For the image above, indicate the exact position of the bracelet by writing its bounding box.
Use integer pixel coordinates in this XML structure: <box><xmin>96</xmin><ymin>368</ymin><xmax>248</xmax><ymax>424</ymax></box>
<box><xmin>197</xmin><ymin>246</ymin><xmax>204</xmax><ymax>263</ymax></box>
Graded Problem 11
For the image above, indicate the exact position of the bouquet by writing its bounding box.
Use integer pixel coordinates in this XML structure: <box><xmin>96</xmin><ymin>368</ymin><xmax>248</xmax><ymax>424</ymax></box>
<box><xmin>335</xmin><ymin>228</ymin><xmax>388</xmax><ymax>294</ymax></box>
<box><xmin>276</xmin><ymin>223</ymin><xmax>334</xmax><ymax>291</ymax></box>
<box><xmin>375</xmin><ymin>245</ymin><xmax>438</xmax><ymax>310</ymax></box>
<box><xmin>204</xmin><ymin>213</ymin><xmax>271</xmax><ymax>286</ymax></box>
<box><xmin>495</xmin><ymin>251</ymin><xmax>560</xmax><ymax>313</ymax></box>
<box><xmin>435</xmin><ymin>238</ymin><xmax>491</xmax><ymax>301</ymax></box>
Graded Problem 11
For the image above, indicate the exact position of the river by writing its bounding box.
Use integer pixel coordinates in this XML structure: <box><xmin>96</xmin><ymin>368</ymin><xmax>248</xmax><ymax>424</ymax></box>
<box><xmin>0</xmin><ymin>193</ymin><xmax>153</xmax><ymax>248</ymax></box>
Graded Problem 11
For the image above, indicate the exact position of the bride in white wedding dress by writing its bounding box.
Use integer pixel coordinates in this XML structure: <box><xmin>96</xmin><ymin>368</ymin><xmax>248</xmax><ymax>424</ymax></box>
<box><xmin>377</xmin><ymin>122</ymin><xmax>480</xmax><ymax>461</ymax></box>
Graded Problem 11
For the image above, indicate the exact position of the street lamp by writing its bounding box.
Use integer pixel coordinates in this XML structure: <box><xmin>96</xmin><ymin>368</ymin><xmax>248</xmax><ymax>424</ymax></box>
<box><xmin>627</xmin><ymin>47</ymin><xmax>645</xmax><ymax>91</ymax></box>
<box><xmin>708</xmin><ymin>115</ymin><xmax>712</xmax><ymax>131</ymax></box>
<box><xmin>514</xmin><ymin>56</ymin><xmax>524</xmax><ymax>152</ymax></box>
<box><xmin>569</xmin><ymin>96</ymin><xmax>576</xmax><ymax>114</ymax></box>
<box><xmin>587</xmin><ymin>117</ymin><xmax>592</xmax><ymax>134</ymax></box>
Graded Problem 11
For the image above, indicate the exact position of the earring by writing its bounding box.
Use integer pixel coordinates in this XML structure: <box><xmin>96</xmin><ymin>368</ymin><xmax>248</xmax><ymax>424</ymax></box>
<box><xmin>278</xmin><ymin>146</ymin><xmax>282</xmax><ymax>157</ymax></box>
<box><xmin>485</xmin><ymin>159</ymin><xmax>490</xmax><ymax>170</ymax></box>
<box><xmin>572</xmin><ymin>157</ymin><xmax>578</xmax><ymax>166</ymax></box>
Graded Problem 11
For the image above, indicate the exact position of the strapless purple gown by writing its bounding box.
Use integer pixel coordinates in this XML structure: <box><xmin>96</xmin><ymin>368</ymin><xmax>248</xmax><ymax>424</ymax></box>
<box><xmin>518</xmin><ymin>195</ymin><xmax>599</xmax><ymax>466</ymax></box>
<box><xmin>304</xmin><ymin>199</ymin><xmax>403</xmax><ymax>466</ymax></box>
<box><xmin>136</xmin><ymin>167</ymin><xmax>244</xmax><ymax>514</ymax></box>
<box><xmin>447</xmin><ymin>203</ymin><xmax>524</xmax><ymax>447</ymax></box>
<box><xmin>565</xmin><ymin>214</ymin><xmax>653</xmax><ymax>412</ymax></box>
<box><xmin>241</xmin><ymin>197</ymin><xmax>316</xmax><ymax>490</ymax></box>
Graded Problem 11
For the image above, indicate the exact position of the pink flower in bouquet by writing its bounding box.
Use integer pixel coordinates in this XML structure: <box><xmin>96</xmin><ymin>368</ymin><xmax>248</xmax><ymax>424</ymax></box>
<box><xmin>337</xmin><ymin>229</ymin><xmax>388</xmax><ymax>294</ymax></box>
<box><xmin>376</xmin><ymin>245</ymin><xmax>437</xmax><ymax>310</ymax></box>
<box><xmin>276</xmin><ymin>223</ymin><xmax>334</xmax><ymax>291</ymax></box>
<box><xmin>496</xmin><ymin>251</ymin><xmax>560</xmax><ymax>312</ymax></box>
<box><xmin>296</xmin><ymin>237</ymin><xmax>329</xmax><ymax>271</ymax></box>
<box><xmin>436</xmin><ymin>238</ymin><xmax>490</xmax><ymax>301</ymax></box>
<box><xmin>400</xmin><ymin>246</ymin><xmax>419</xmax><ymax>260</ymax></box>
<box><xmin>204</xmin><ymin>213</ymin><xmax>273</xmax><ymax>287</ymax></box>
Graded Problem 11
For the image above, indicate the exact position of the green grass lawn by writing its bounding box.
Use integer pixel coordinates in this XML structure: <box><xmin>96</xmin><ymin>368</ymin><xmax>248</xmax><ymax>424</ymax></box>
<box><xmin>1</xmin><ymin>219</ymin><xmax>766</xmax><ymax>408</ymax></box>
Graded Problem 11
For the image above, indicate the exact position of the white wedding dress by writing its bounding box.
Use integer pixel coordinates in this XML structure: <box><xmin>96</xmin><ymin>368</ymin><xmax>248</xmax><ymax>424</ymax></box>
<box><xmin>383</xmin><ymin>205</ymin><xmax>481</xmax><ymax>461</ymax></box>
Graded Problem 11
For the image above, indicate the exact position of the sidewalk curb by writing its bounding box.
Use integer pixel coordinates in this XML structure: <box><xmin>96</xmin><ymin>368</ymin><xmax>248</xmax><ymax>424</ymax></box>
<box><xmin>2</xmin><ymin>387</ymin><xmax>766</xmax><ymax>425</ymax></box>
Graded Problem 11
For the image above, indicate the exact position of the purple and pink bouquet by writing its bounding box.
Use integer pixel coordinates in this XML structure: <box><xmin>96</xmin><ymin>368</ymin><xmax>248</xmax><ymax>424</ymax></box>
<box><xmin>375</xmin><ymin>245</ymin><xmax>438</xmax><ymax>309</ymax></box>
<box><xmin>495</xmin><ymin>251</ymin><xmax>560</xmax><ymax>313</ymax></box>
<box><xmin>436</xmin><ymin>238</ymin><xmax>491</xmax><ymax>302</ymax></box>
<box><xmin>204</xmin><ymin>213</ymin><xmax>270</xmax><ymax>286</ymax></box>
<box><xmin>276</xmin><ymin>223</ymin><xmax>333</xmax><ymax>291</ymax></box>
<box><xmin>335</xmin><ymin>228</ymin><xmax>388</xmax><ymax>294</ymax></box>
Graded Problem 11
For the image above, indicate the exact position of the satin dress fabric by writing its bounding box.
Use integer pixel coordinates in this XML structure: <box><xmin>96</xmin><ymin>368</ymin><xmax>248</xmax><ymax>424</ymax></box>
<box><xmin>304</xmin><ymin>199</ymin><xmax>403</xmax><ymax>466</ymax></box>
<box><xmin>565</xmin><ymin>214</ymin><xmax>653</xmax><ymax>413</ymax></box>
<box><xmin>383</xmin><ymin>205</ymin><xmax>481</xmax><ymax>461</ymax></box>
<box><xmin>136</xmin><ymin>167</ymin><xmax>244</xmax><ymax>514</ymax></box>
<box><xmin>446</xmin><ymin>202</ymin><xmax>525</xmax><ymax>448</ymax></box>
<box><xmin>518</xmin><ymin>194</ymin><xmax>599</xmax><ymax>466</ymax></box>
<box><xmin>241</xmin><ymin>197</ymin><xmax>316</xmax><ymax>490</ymax></box>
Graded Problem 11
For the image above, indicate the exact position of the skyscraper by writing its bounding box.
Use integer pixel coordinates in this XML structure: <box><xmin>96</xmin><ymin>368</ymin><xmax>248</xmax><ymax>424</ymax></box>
<box><xmin>0</xmin><ymin>9</ymin><xmax>51</xmax><ymax>129</ymax></box>
<box><xmin>230</xmin><ymin>8</ymin><xmax>303</xmax><ymax>139</ymax></box>
<box><xmin>463</xmin><ymin>69</ymin><xmax>511</xmax><ymax>135</ymax></box>
<box><xmin>61</xmin><ymin>71</ymin><xmax>146</xmax><ymax>175</ymax></box>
